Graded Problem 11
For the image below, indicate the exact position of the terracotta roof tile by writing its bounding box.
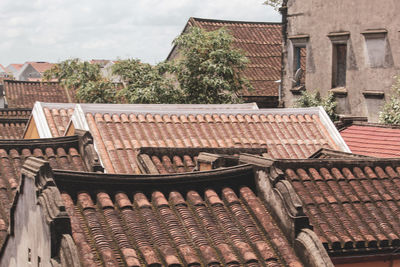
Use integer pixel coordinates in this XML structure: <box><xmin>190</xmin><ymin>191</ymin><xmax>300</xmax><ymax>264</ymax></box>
<box><xmin>3</xmin><ymin>80</ymin><xmax>74</xmax><ymax>108</ymax></box>
<box><xmin>340</xmin><ymin>124</ymin><xmax>400</xmax><ymax>157</ymax></box>
<box><xmin>175</xmin><ymin>18</ymin><xmax>282</xmax><ymax>97</ymax></box>
<box><xmin>0</xmin><ymin>108</ymin><xmax>30</xmax><ymax>139</ymax></box>
<box><xmin>27</xmin><ymin>62</ymin><xmax>55</xmax><ymax>74</ymax></box>
<box><xmin>276</xmin><ymin>159</ymin><xmax>400</xmax><ymax>254</ymax></box>
<box><xmin>85</xmin><ymin>110</ymin><xmax>340</xmax><ymax>173</ymax></box>
<box><xmin>0</xmin><ymin>136</ymin><xmax>87</xmax><ymax>251</ymax></box>
<box><xmin>55</xmin><ymin>166</ymin><xmax>303</xmax><ymax>266</ymax></box>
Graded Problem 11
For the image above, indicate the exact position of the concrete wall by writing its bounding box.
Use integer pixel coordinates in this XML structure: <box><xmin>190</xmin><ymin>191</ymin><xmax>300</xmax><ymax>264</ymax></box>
<box><xmin>0</xmin><ymin>176</ymin><xmax>52</xmax><ymax>267</ymax></box>
<box><xmin>282</xmin><ymin>0</ymin><xmax>400</xmax><ymax>122</ymax></box>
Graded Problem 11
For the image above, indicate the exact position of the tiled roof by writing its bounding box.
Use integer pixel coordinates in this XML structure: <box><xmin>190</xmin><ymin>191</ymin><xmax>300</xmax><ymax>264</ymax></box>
<box><xmin>0</xmin><ymin>108</ymin><xmax>31</xmax><ymax>120</ymax></box>
<box><xmin>0</xmin><ymin>121</ymin><xmax>26</xmax><ymax>139</ymax></box>
<box><xmin>308</xmin><ymin>148</ymin><xmax>372</xmax><ymax>159</ymax></box>
<box><xmin>169</xmin><ymin>17</ymin><xmax>282</xmax><ymax>97</ymax></box>
<box><xmin>8</xmin><ymin>64</ymin><xmax>23</xmax><ymax>71</ymax></box>
<box><xmin>275</xmin><ymin>158</ymin><xmax>400</xmax><ymax>255</ymax></box>
<box><xmin>32</xmin><ymin>103</ymin><xmax>349</xmax><ymax>174</ymax></box>
<box><xmin>84</xmin><ymin>108</ymin><xmax>344</xmax><ymax>173</ymax></box>
<box><xmin>3</xmin><ymin>80</ymin><xmax>74</xmax><ymax>108</ymax></box>
<box><xmin>27</xmin><ymin>62</ymin><xmax>54</xmax><ymax>73</ymax></box>
<box><xmin>43</xmin><ymin>106</ymin><xmax>75</xmax><ymax>137</ymax></box>
<box><xmin>340</xmin><ymin>123</ymin><xmax>400</xmax><ymax>157</ymax></box>
<box><xmin>54</xmin><ymin>165</ymin><xmax>304</xmax><ymax>266</ymax></box>
<box><xmin>0</xmin><ymin>108</ymin><xmax>31</xmax><ymax>139</ymax></box>
<box><xmin>0</xmin><ymin>136</ymin><xmax>88</xmax><ymax>250</ymax></box>
<box><xmin>137</xmin><ymin>147</ymin><xmax>267</xmax><ymax>174</ymax></box>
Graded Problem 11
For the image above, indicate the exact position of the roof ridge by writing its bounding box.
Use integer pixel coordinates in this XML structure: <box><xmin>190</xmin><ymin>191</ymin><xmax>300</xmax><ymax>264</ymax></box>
<box><xmin>190</xmin><ymin>17</ymin><xmax>282</xmax><ymax>25</ymax></box>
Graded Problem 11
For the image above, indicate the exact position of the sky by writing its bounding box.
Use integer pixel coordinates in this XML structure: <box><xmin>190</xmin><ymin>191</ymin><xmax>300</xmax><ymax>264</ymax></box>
<box><xmin>0</xmin><ymin>0</ymin><xmax>280</xmax><ymax>66</ymax></box>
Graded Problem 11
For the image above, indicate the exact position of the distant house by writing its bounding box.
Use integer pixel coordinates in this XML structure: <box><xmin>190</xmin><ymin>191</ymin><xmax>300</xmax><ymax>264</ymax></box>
<box><xmin>15</xmin><ymin>62</ymin><xmax>54</xmax><ymax>81</ymax></box>
<box><xmin>6</xmin><ymin>63</ymin><xmax>23</xmax><ymax>78</ymax></box>
<box><xmin>0</xmin><ymin>64</ymin><xmax>10</xmax><ymax>78</ymax></box>
<box><xmin>168</xmin><ymin>17</ymin><xmax>283</xmax><ymax>108</ymax></box>
<box><xmin>281</xmin><ymin>0</ymin><xmax>400</xmax><ymax>122</ymax></box>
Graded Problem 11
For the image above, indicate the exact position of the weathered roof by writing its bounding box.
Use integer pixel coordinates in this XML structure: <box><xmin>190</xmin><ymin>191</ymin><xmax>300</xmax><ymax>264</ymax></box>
<box><xmin>0</xmin><ymin>108</ymin><xmax>31</xmax><ymax>139</ymax></box>
<box><xmin>279</xmin><ymin>158</ymin><xmax>400</xmax><ymax>256</ymax></box>
<box><xmin>340</xmin><ymin>122</ymin><xmax>400</xmax><ymax>157</ymax></box>
<box><xmin>0</xmin><ymin>135</ymin><xmax>90</xmax><ymax>251</ymax></box>
<box><xmin>31</xmin><ymin>103</ymin><xmax>349</xmax><ymax>174</ymax></box>
<box><xmin>137</xmin><ymin>147</ymin><xmax>267</xmax><ymax>174</ymax></box>
<box><xmin>27</xmin><ymin>61</ymin><xmax>55</xmax><ymax>73</ymax></box>
<box><xmin>168</xmin><ymin>17</ymin><xmax>282</xmax><ymax>97</ymax></box>
<box><xmin>234</xmin><ymin>154</ymin><xmax>400</xmax><ymax>258</ymax></box>
<box><xmin>3</xmin><ymin>80</ymin><xmax>74</xmax><ymax>108</ymax></box>
<box><xmin>53</xmin><ymin>165</ymin><xmax>305</xmax><ymax>266</ymax></box>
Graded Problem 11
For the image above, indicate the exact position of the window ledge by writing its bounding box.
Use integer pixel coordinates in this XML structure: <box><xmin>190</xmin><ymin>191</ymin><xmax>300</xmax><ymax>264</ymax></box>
<box><xmin>329</xmin><ymin>87</ymin><xmax>348</xmax><ymax>96</ymax></box>
<box><xmin>362</xmin><ymin>90</ymin><xmax>385</xmax><ymax>98</ymax></box>
<box><xmin>290</xmin><ymin>85</ymin><xmax>305</xmax><ymax>95</ymax></box>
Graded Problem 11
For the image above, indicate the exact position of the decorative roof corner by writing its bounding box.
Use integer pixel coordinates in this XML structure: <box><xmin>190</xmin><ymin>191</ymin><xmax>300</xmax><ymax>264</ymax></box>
<box><xmin>75</xmin><ymin>129</ymin><xmax>103</xmax><ymax>172</ymax></box>
<box><xmin>295</xmin><ymin>229</ymin><xmax>334</xmax><ymax>267</ymax></box>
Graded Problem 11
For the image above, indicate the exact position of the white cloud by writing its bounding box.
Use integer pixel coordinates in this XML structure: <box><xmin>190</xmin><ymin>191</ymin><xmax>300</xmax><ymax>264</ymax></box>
<box><xmin>0</xmin><ymin>0</ymin><xmax>280</xmax><ymax>65</ymax></box>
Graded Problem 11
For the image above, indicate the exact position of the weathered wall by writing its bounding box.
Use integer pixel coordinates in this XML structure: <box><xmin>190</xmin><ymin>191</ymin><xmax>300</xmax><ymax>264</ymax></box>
<box><xmin>282</xmin><ymin>0</ymin><xmax>400</xmax><ymax>122</ymax></box>
<box><xmin>0</xmin><ymin>176</ymin><xmax>52</xmax><ymax>267</ymax></box>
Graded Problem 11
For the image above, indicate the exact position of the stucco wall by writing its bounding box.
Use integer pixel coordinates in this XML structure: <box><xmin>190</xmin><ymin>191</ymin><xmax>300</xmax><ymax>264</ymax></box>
<box><xmin>0</xmin><ymin>176</ymin><xmax>52</xmax><ymax>267</ymax></box>
<box><xmin>282</xmin><ymin>0</ymin><xmax>400</xmax><ymax>122</ymax></box>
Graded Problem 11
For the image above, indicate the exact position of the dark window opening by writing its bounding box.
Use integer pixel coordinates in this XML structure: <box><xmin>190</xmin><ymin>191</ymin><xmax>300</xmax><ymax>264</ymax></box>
<box><xmin>28</xmin><ymin>248</ymin><xmax>32</xmax><ymax>263</ymax></box>
<box><xmin>294</xmin><ymin>46</ymin><xmax>306</xmax><ymax>86</ymax></box>
<box><xmin>332</xmin><ymin>44</ymin><xmax>347</xmax><ymax>87</ymax></box>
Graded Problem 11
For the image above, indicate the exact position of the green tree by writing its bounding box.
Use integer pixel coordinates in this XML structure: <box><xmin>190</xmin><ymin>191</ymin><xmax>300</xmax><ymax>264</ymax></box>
<box><xmin>45</xmin><ymin>27</ymin><xmax>249</xmax><ymax>104</ymax></box>
<box><xmin>293</xmin><ymin>90</ymin><xmax>338</xmax><ymax>121</ymax></box>
<box><xmin>380</xmin><ymin>75</ymin><xmax>400</xmax><ymax>125</ymax></box>
<box><xmin>112</xmin><ymin>59</ymin><xmax>181</xmax><ymax>104</ymax></box>
<box><xmin>169</xmin><ymin>27</ymin><xmax>250</xmax><ymax>104</ymax></box>
<box><xmin>44</xmin><ymin>59</ymin><xmax>117</xmax><ymax>103</ymax></box>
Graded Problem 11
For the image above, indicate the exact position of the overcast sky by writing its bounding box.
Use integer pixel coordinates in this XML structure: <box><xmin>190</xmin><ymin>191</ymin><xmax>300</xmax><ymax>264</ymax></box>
<box><xmin>0</xmin><ymin>0</ymin><xmax>280</xmax><ymax>66</ymax></box>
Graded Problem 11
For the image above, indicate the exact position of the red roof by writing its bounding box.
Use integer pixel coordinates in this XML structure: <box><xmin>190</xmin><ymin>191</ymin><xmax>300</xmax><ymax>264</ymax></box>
<box><xmin>340</xmin><ymin>123</ymin><xmax>400</xmax><ymax>157</ymax></box>
<box><xmin>8</xmin><ymin>64</ymin><xmax>23</xmax><ymax>71</ymax></box>
<box><xmin>27</xmin><ymin>62</ymin><xmax>55</xmax><ymax>73</ymax></box>
<box><xmin>170</xmin><ymin>17</ymin><xmax>282</xmax><ymax>97</ymax></box>
<box><xmin>280</xmin><ymin>158</ymin><xmax>400</xmax><ymax>254</ymax></box>
<box><xmin>3</xmin><ymin>80</ymin><xmax>74</xmax><ymax>108</ymax></box>
<box><xmin>55</xmin><ymin>165</ymin><xmax>304</xmax><ymax>266</ymax></box>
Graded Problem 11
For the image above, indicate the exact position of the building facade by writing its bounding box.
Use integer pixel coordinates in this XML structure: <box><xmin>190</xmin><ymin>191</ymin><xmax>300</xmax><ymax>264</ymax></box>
<box><xmin>281</xmin><ymin>0</ymin><xmax>400</xmax><ymax>122</ymax></box>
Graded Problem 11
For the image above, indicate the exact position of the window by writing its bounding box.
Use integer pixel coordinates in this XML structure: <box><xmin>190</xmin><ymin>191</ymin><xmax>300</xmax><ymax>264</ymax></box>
<box><xmin>362</xmin><ymin>29</ymin><xmax>387</xmax><ymax>68</ymax></box>
<box><xmin>294</xmin><ymin>46</ymin><xmax>307</xmax><ymax>86</ymax></box>
<box><xmin>332</xmin><ymin>44</ymin><xmax>347</xmax><ymax>87</ymax></box>
<box><xmin>328</xmin><ymin>32</ymin><xmax>349</xmax><ymax>88</ymax></box>
<box><xmin>288</xmin><ymin>35</ymin><xmax>309</xmax><ymax>89</ymax></box>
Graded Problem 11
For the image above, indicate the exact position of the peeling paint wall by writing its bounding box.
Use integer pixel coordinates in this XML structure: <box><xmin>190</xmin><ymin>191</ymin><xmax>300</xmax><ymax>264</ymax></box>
<box><xmin>282</xmin><ymin>0</ymin><xmax>400</xmax><ymax>122</ymax></box>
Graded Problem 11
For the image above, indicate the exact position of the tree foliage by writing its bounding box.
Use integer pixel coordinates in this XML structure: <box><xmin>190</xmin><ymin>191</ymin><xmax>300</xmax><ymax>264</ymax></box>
<box><xmin>112</xmin><ymin>59</ymin><xmax>181</xmax><ymax>104</ymax></box>
<box><xmin>380</xmin><ymin>75</ymin><xmax>400</xmax><ymax>125</ymax></box>
<box><xmin>44</xmin><ymin>59</ymin><xmax>117</xmax><ymax>103</ymax></box>
<box><xmin>170</xmin><ymin>27</ymin><xmax>249</xmax><ymax>104</ymax></box>
<box><xmin>263</xmin><ymin>0</ymin><xmax>283</xmax><ymax>10</ymax></box>
<box><xmin>293</xmin><ymin>90</ymin><xmax>338</xmax><ymax>121</ymax></box>
<box><xmin>45</xmin><ymin>27</ymin><xmax>249</xmax><ymax>104</ymax></box>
